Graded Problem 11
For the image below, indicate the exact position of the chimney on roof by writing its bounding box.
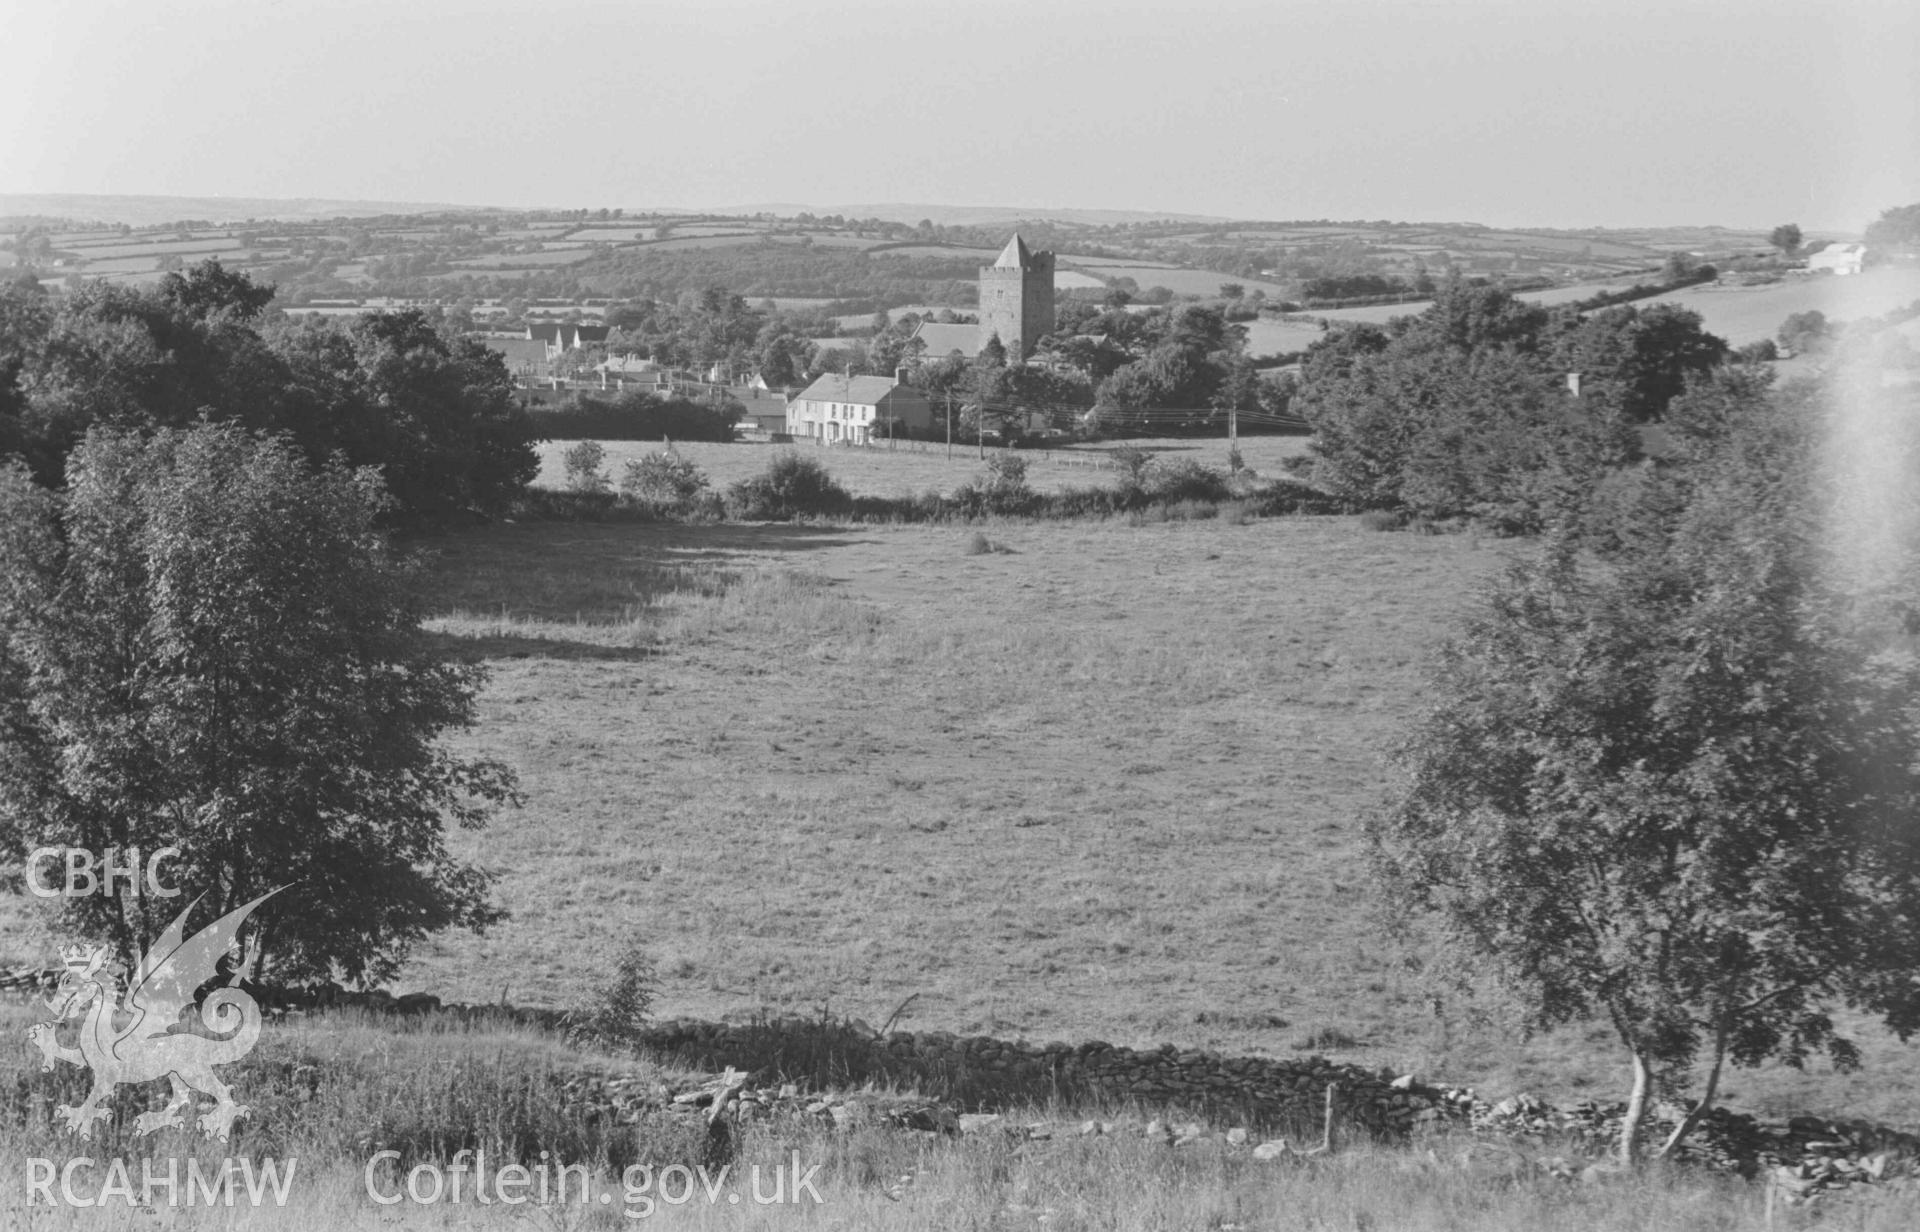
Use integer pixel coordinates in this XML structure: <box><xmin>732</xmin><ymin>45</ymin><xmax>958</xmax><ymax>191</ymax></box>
<box><xmin>845</xmin><ymin>365</ymin><xmax>854</xmax><ymax>380</ymax></box>
<box><xmin>895</xmin><ymin>365</ymin><xmax>909</xmax><ymax>386</ymax></box>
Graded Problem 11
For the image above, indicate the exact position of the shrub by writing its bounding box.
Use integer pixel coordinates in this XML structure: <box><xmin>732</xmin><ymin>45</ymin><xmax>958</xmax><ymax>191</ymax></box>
<box><xmin>963</xmin><ymin>531</ymin><xmax>992</xmax><ymax>556</ymax></box>
<box><xmin>950</xmin><ymin>451</ymin><xmax>1038</xmax><ymax>518</ymax></box>
<box><xmin>565</xmin><ymin>935</ymin><xmax>658</xmax><ymax>1049</ymax></box>
<box><xmin>561</xmin><ymin>440</ymin><xmax>610</xmax><ymax>494</ymax></box>
<box><xmin>1227</xmin><ymin>444</ymin><xmax>1245</xmax><ymax>473</ymax></box>
<box><xmin>1110</xmin><ymin>444</ymin><xmax>1155</xmax><ymax>490</ymax></box>
<box><xmin>619</xmin><ymin>450</ymin><xmax>710</xmax><ymax>509</ymax></box>
<box><xmin>1359</xmin><ymin>509</ymin><xmax>1405</xmax><ymax>532</ymax></box>
<box><xmin>1148</xmin><ymin>459</ymin><xmax>1232</xmax><ymax>504</ymax></box>
<box><xmin>723</xmin><ymin>451</ymin><xmax>852</xmax><ymax>521</ymax></box>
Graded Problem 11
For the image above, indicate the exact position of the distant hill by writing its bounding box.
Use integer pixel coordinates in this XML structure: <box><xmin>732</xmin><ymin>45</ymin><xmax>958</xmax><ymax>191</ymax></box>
<box><xmin>0</xmin><ymin>193</ymin><xmax>475</xmax><ymax>227</ymax></box>
<box><xmin>709</xmin><ymin>203</ymin><xmax>1233</xmax><ymax>227</ymax></box>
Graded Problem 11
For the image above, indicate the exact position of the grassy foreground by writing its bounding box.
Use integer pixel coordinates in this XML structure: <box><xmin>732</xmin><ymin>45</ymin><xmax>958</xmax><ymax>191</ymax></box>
<box><xmin>4</xmin><ymin>1003</ymin><xmax>1901</xmax><ymax>1230</ymax></box>
<box><xmin>396</xmin><ymin>502</ymin><xmax>1915</xmax><ymax>1125</ymax></box>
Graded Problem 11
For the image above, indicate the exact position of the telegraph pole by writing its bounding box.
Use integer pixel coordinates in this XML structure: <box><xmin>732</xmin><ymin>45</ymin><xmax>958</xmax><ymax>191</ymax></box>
<box><xmin>945</xmin><ymin>390</ymin><xmax>953</xmax><ymax>461</ymax></box>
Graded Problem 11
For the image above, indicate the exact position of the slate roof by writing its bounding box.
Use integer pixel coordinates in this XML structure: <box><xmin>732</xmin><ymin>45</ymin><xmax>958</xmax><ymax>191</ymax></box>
<box><xmin>994</xmin><ymin>234</ymin><xmax>1034</xmax><ymax>269</ymax></box>
<box><xmin>793</xmin><ymin>374</ymin><xmax>916</xmax><ymax>405</ymax></box>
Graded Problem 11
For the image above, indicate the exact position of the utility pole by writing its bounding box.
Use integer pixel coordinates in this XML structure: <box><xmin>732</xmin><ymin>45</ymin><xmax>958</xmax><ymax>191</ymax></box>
<box><xmin>945</xmin><ymin>389</ymin><xmax>952</xmax><ymax>461</ymax></box>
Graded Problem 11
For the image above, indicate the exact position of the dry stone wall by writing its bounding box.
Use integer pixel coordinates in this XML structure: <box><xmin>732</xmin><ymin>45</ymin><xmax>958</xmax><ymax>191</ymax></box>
<box><xmin>633</xmin><ymin>1016</ymin><xmax>1440</xmax><ymax>1138</ymax></box>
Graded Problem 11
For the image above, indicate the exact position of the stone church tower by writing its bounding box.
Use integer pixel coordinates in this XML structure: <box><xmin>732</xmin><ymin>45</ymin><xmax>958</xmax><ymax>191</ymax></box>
<box><xmin>978</xmin><ymin>234</ymin><xmax>1055</xmax><ymax>361</ymax></box>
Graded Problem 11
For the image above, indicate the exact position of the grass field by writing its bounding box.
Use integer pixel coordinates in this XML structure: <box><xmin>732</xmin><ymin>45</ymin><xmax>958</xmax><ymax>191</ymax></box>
<box><xmin>338</xmin><ymin>459</ymin><xmax>1920</xmax><ymax>1130</ymax></box>
<box><xmin>1241</xmin><ymin>317</ymin><xmax>1326</xmax><ymax>357</ymax></box>
<box><xmin>1091</xmin><ymin>267</ymin><xmax>1293</xmax><ymax>297</ymax></box>
<box><xmin>531</xmin><ymin>437</ymin><xmax>1313</xmax><ymax>499</ymax></box>
<box><xmin>1307</xmin><ymin>267</ymin><xmax>1920</xmax><ymax>345</ymax></box>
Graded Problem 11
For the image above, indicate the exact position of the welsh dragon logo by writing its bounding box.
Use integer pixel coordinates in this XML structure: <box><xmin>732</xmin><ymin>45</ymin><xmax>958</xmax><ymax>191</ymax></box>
<box><xmin>25</xmin><ymin>888</ymin><xmax>284</xmax><ymax>1142</ymax></box>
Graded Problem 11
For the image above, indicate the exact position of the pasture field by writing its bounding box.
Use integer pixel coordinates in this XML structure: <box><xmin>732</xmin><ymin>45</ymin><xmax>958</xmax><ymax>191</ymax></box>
<box><xmin>530</xmin><ymin>437</ymin><xmax>1314</xmax><ymax>499</ymax></box>
<box><xmin>1241</xmin><ymin>317</ymin><xmax>1326</xmax><ymax>357</ymax></box>
<box><xmin>451</xmin><ymin>250</ymin><xmax>592</xmax><ymax>268</ymax></box>
<box><xmin>1629</xmin><ymin>267</ymin><xmax>1920</xmax><ymax>345</ymax></box>
<box><xmin>868</xmin><ymin>244</ymin><xmax>1002</xmax><ymax>259</ymax></box>
<box><xmin>561</xmin><ymin>226</ymin><xmax>656</xmax><ymax>241</ymax></box>
<box><xmin>60</xmin><ymin>236</ymin><xmax>242</xmax><ymax>257</ymax></box>
<box><xmin>1091</xmin><ymin>267</ymin><xmax>1292</xmax><ymax>297</ymax></box>
<box><xmin>1307</xmin><ymin>267</ymin><xmax>1920</xmax><ymax>344</ymax></box>
<box><xmin>373</xmin><ymin>482</ymin><xmax>1920</xmax><ymax>1128</ymax></box>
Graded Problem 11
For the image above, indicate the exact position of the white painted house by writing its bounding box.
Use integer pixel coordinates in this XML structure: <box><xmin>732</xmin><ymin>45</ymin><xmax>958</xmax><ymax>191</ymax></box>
<box><xmin>787</xmin><ymin>372</ymin><xmax>933</xmax><ymax>444</ymax></box>
<box><xmin>1808</xmin><ymin>244</ymin><xmax>1867</xmax><ymax>276</ymax></box>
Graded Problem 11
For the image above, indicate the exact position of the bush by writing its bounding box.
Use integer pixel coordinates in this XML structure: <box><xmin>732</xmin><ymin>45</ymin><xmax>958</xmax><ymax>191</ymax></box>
<box><xmin>1359</xmin><ymin>509</ymin><xmax>1406</xmax><ymax>532</ymax></box>
<box><xmin>1148</xmin><ymin>459</ymin><xmax>1232</xmax><ymax>504</ymax></box>
<box><xmin>1110</xmin><ymin>444</ymin><xmax>1155</xmax><ymax>490</ymax></box>
<box><xmin>564</xmin><ymin>936</ymin><xmax>658</xmax><ymax>1049</ymax></box>
<box><xmin>723</xmin><ymin>451</ymin><xmax>852</xmax><ymax>521</ymax></box>
<box><xmin>619</xmin><ymin>450</ymin><xmax>710</xmax><ymax>509</ymax></box>
<box><xmin>954</xmin><ymin>451</ymin><xmax>1038</xmax><ymax>518</ymax></box>
<box><xmin>963</xmin><ymin>531</ymin><xmax>992</xmax><ymax>556</ymax></box>
<box><xmin>562</xmin><ymin>440</ymin><xmax>610</xmax><ymax>494</ymax></box>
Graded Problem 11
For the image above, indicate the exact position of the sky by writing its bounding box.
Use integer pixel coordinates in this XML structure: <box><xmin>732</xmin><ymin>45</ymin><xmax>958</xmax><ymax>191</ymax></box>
<box><xmin>3</xmin><ymin>0</ymin><xmax>1916</xmax><ymax>234</ymax></box>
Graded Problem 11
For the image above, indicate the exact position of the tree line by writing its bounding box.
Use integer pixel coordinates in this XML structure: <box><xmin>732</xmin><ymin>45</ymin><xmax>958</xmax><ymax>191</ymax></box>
<box><xmin>1298</xmin><ymin>274</ymin><xmax>1733</xmax><ymax>533</ymax></box>
<box><xmin>0</xmin><ymin>260</ymin><xmax>537</xmax><ymax>521</ymax></box>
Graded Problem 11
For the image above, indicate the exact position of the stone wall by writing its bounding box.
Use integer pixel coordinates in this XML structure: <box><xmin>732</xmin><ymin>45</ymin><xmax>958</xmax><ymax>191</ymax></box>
<box><xmin>633</xmin><ymin>1016</ymin><xmax>1439</xmax><ymax>1139</ymax></box>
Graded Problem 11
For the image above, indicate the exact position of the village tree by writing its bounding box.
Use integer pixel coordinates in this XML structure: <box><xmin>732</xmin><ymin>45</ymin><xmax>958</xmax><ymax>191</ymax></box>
<box><xmin>1369</xmin><ymin>373</ymin><xmax>1920</xmax><ymax>1165</ymax></box>
<box><xmin>0</xmin><ymin>423</ymin><xmax>517</xmax><ymax>985</ymax></box>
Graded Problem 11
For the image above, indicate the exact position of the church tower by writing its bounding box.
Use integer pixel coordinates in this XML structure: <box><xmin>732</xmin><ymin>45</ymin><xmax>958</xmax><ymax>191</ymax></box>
<box><xmin>977</xmin><ymin>234</ymin><xmax>1055</xmax><ymax>361</ymax></box>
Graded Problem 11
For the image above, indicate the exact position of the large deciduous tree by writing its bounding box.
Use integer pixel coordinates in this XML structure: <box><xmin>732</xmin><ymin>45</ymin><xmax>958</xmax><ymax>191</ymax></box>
<box><xmin>1369</xmin><ymin>372</ymin><xmax>1920</xmax><ymax>1165</ymax></box>
<box><xmin>0</xmin><ymin>423</ymin><xmax>517</xmax><ymax>986</ymax></box>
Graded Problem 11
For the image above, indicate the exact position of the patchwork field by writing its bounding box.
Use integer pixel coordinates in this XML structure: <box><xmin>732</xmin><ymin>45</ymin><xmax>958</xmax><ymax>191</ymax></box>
<box><xmin>364</xmin><ymin>477</ymin><xmax>1920</xmax><ymax>1127</ymax></box>
<box><xmin>1306</xmin><ymin>267</ymin><xmax>1920</xmax><ymax>345</ymax></box>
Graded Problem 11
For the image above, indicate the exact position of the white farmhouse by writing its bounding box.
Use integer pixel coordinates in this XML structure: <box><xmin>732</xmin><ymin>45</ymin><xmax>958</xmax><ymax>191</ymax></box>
<box><xmin>787</xmin><ymin>372</ymin><xmax>933</xmax><ymax>444</ymax></box>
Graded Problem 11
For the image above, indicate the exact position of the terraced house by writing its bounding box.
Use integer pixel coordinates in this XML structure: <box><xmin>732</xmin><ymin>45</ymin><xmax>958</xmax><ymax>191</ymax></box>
<box><xmin>786</xmin><ymin>371</ymin><xmax>934</xmax><ymax>444</ymax></box>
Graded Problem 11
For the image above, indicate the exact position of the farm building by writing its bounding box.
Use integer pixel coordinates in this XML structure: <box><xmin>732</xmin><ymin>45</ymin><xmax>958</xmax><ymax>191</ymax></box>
<box><xmin>481</xmin><ymin>336</ymin><xmax>551</xmax><ymax>379</ymax></box>
<box><xmin>735</xmin><ymin>389</ymin><xmax>792</xmax><ymax>434</ymax></box>
<box><xmin>525</xmin><ymin>321</ymin><xmax>610</xmax><ymax>357</ymax></box>
<box><xmin>1808</xmin><ymin>244</ymin><xmax>1867</xmax><ymax>276</ymax></box>
<box><xmin>787</xmin><ymin>372</ymin><xmax>933</xmax><ymax>443</ymax></box>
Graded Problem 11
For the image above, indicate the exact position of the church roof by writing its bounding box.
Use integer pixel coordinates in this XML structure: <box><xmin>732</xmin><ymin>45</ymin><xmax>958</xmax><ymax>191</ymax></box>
<box><xmin>993</xmin><ymin>234</ymin><xmax>1034</xmax><ymax>269</ymax></box>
